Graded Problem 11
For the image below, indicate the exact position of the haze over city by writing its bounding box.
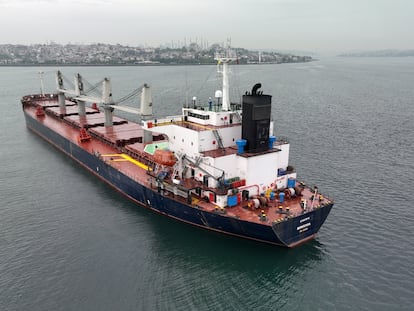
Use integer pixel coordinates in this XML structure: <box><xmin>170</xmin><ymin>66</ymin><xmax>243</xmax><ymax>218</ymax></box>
<box><xmin>1</xmin><ymin>0</ymin><xmax>413</xmax><ymax>53</ymax></box>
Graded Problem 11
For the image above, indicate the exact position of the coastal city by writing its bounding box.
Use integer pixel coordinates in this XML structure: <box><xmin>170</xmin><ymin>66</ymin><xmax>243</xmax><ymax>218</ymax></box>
<box><xmin>0</xmin><ymin>42</ymin><xmax>313</xmax><ymax>65</ymax></box>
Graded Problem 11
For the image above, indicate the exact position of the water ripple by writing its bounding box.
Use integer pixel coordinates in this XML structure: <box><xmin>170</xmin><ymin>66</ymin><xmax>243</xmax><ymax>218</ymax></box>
<box><xmin>2</xmin><ymin>59</ymin><xmax>414</xmax><ymax>310</ymax></box>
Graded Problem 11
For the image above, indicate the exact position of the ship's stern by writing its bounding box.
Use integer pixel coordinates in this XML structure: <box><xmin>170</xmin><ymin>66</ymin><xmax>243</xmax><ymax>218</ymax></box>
<box><xmin>271</xmin><ymin>203</ymin><xmax>334</xmax><ymax>247</ymax></box>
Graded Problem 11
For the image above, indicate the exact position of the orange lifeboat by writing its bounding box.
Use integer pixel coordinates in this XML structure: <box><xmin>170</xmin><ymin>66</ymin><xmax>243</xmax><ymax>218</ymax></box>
<box><xmin>153</xmin><ymin>150</ymin><xmax>176</xmax><ymax>166</ymax></box>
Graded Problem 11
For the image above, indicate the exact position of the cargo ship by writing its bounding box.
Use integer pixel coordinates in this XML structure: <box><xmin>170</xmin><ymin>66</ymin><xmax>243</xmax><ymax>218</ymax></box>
<box><xmin>21</xmin><ymin>54</ymin><xmax>333</xmax><ymax>247</ymax></box>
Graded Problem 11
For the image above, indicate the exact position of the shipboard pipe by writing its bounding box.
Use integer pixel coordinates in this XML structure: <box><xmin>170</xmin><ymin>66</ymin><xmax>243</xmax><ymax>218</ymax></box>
<box><xmin>251</xmin><ymin>83</ymin><xmax>262</xmax><ymax>95</ymax></box>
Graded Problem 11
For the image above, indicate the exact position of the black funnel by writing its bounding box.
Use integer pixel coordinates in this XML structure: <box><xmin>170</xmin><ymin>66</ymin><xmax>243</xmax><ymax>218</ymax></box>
<box><xmin>241</xmin><ymin>84</ymin><xmax>272</xmax><ymax>152</ymax></box>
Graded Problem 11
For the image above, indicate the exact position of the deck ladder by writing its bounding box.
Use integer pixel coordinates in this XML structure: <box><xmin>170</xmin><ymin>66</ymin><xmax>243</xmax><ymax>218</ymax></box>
<box><xmin>212</xmin><ymin>129</ymin><xmax>225</xmax><ymax>150</ymax></box>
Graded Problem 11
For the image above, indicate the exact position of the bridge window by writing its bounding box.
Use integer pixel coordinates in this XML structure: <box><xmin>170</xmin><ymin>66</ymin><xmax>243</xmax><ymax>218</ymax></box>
<box><xmin>188</xmin><ymin>112</ymin><xmax>210</xmax><ymax>120</ymax></box>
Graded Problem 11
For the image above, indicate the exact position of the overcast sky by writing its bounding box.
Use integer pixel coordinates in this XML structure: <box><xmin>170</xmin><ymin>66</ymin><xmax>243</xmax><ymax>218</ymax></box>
<box><xmin>1</xmin><ymin>0</ymin><xmax>413</xmax><ymax>53</ymax></box>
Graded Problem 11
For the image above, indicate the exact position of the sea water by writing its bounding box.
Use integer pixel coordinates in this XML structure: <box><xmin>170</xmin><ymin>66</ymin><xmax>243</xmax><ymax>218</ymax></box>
<box><xmin>1</xmin><ymin>58</ymin><xmax>413</xmax><ymax>310</ymax></box>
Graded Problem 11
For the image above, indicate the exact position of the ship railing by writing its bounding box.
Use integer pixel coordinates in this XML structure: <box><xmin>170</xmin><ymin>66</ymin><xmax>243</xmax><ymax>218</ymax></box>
<box><xmin>88</xmin><ymin>130</ymin><xmax>117</xmax><ymax>149</ymax></box>
<box><xmin>299</xmin><ymin>182</ymin><xmax>335</xmax><ymax>207</ymax></box>
<box><xmin>146</xmin><ymin>116</ymin><xmax>182</xmax><ymax>127</ymax></box>
<box><xmin>113</xmin><ymin>167</ymin><xmax>142</xmax><ymax>186</ymax></box>
<box><xmin>98</xmin><ymin>155</ymin><xmax>148</xmax><ymax>186</ymax></box>
<box><xmin>119</xmin><ymin>148</ymin><xmax>154</xmax><ymax>169</ymax></box>
<box><xmin>186</xmin><ymin>101</ymin><xmax>242</xmax><ymax>113</ymax></box>
<box><xmin>162</xmin><ymin>182</ymin><xmax>189</xmax><ymax>198</ymax></box>
<box><xmin>275</xmin><ymin>136</ymin><xmax>289</xmax><ymax>144</ymax></box>
<box><xmin>22</xmin><ymin>93</ymin><xmax>56</xmax><ymax>102</ymax></box>
<box><xmin>21</xmin><ymin>94</ymin><xmax>58</xmax><ymax>108</ymax></box>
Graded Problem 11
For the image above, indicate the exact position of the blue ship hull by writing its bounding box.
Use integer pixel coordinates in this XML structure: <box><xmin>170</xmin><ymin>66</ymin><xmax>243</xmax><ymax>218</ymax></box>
<box><xmin>24</xmin><ymin>112</ymin><xmax>333</xmax><ymax>247</ymax></box>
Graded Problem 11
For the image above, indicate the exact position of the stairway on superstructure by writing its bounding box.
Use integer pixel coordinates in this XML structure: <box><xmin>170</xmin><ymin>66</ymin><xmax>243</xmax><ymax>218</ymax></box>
<box><xmin>212</xmin><ymin>129</ymin><xmax>225</xmax><ymax>150</ymax></box>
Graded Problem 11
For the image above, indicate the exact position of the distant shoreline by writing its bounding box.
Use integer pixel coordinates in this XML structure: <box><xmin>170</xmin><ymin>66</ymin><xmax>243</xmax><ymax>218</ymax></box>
<box><xmin>338</xmin><ymin>50</ymin><xmax>414</xmax><ymax>57</ymax></box>
<box><xmin>0</xmin><ymin>60</ymin><xmax>315</xmax><ymax>67</ymax></box>
<box><xmin>0</xmin><ymin>43</ymin><xmax>313</xmax><ymax>66</ymax></box>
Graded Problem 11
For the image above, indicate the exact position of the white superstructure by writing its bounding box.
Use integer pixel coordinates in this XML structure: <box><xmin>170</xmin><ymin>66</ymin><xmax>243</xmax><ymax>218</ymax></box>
<box><xmin>142</xmin><ymin>53</ymin><xmax>296</xmax><ymax>207</ymax></box>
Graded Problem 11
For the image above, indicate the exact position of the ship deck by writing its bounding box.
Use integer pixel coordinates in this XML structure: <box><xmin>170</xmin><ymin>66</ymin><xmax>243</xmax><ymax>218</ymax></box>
<box><xmin>23</xmin><ymin>95</ymin><xmax>333</xmax><ymax>227</ymax></box>
<box><xmin>149</xmin><ymin>117</ymin><xmax>240</xmax><ymax>132</ymax></box>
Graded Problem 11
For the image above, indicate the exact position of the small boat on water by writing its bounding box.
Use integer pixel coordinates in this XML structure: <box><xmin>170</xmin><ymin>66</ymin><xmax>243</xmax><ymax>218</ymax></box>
<box><xmin>21</xmin><ymin>52</ymin><xmax>333</xmax><ymax>247</ymax></box>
